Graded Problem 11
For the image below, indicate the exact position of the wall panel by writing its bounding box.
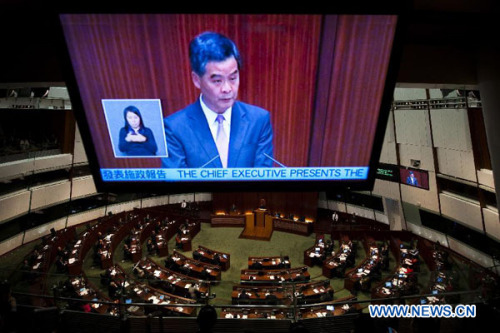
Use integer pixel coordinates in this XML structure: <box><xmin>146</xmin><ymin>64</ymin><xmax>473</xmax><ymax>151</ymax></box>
<box><xmin>0</xmin><ymin>159</ymin><xmax>34</xmax><ymax>180</ymax></box>
<box><xmin>23</xmin><ymin>217</ymin><xmax>67</xmax><ymax>244</ymax></box>
<box><xmin>374</xmin><ymin>211</ymin><xmax>389</xmax><ymax>225</ymax></box>
<box><xmin>439</xmin><ymin>193</ymin><xmax>483</xmax><ymax>232</ymax></box>
<box><xmin>326</xmin><ymin>200</ymin><xmax>347</xmax><ymax>213</ymax></box>
<box><xmin>372</xmin><ymin>179</ymin><xmax>400</xmax><ymax>201</ymax></box>
<box><xmin>393</xmin><ymin>87</ymin><xmax>427</xmax><ymax>101</ymax></box>
<box><xmin>398</xmin><ymin>144</ymin><xmax>435</xmax><ymax>171</ymax></box>
<box><xmin>30</xmin><ymin>181</ymin><xmax>71</xmax><ymax>210</ymax></box>
<box><xmin>0</xmin><ymin>233</ymin><xmax>24</xmax><ymax>257</ymax></box>
<box><xmin>194</xmin><ymin>193</ymin><xmax>212</xmax><ymax>202</ymax></box>
<box><xmin>401</xmin><ymin>171</ymin><xmax>439</xmax><ymax>213</ymax></box>
<box><xmin>394</xmin><ymin>109</ymin><xmax>432</xmax><ymax>146</ymax></box>
<box><xmin>33</xmin><ymin>154</ymin><xmax>72</xmax><ymax>172</ymax></box>
<box><xmin>477</xmin><ymin>169</ymin><xmax>495</xmax><ymax>189</ymax></box>
<box><xmin>431</xmin><ymin>108</ymin><xmax>472</xmax><ymax>151</ymax></box>
<box><xmin>0</xmin><ymin>190</ymin><xmax>30</xmax><ymax>223</ymax></box>
<box><xmin>345</xmin><ymin>204</ymin><xmax>375</xmax><ymax>220</ymax></box>
<box><xmin>483</xmin><ymin>207</ymin><xmax>500</xmax><ymax>241</ymax></box>
<box><xmin>406</xmin><ymin>222</ymin><xmax>449</xmax><ymax>246</ymax></box>
<box><xmin>140</xmin><ymin>195</ymin><xmax>170</xmax><ymax>208</ymax></box>
<box><xmin>106</xmin><ymin>201</ymin><xmax>141</xmax><ymax>215</ymax></box>
<box><xmin>66</xmin><ymin>207</ymin><xmax>107</xmax><ymax>228</ymax></box>
<box><xmin>169</xmin><ymin>193</ymin><xmax>195</xmax><ymax>204</ymax></box>
<box><xmin>447</xmin><ymin>237</ymin><xmax>494</xmax><ymax>269</ymax></box>
<box><xmin>73</xmin><ymin>125</ymin><xmax>88</xmax><ymax>165</ymax></box>
<box><xmin>71</xmin><ymin>176</ymin><xmax>97</xmax><ymax>199</ymax></box>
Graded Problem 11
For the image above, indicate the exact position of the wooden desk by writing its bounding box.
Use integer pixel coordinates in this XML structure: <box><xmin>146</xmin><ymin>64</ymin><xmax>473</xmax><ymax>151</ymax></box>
<box><xmin>240</xmin><ymin>266</ymin><xmax>310</xmax><ymax>285</ymax></box>
<box><xmin>344</xmin><ymin>244</ymin><xmax>382</xmax><ymax>292</ymax></box>
<box><xmin>304</xmin><ymin>237</ymin><xmax>332</xmax><ymax>267</ymax></box>
<box><xmin>231</xmin><ymin>285</ymin><xmax>288</xmax><ymax>305</ymax></box>
<box><xmin>372</xmin><ymin>239</ymin><xmax>420</xmax><ymax>301</ymax></box>
<box><xmin>69</xmin><ymin>275</ymin><xmax>116</xmax><ymax>315</ymax></box>
<box><xmin>128</xmin><ymin>219</ymin><xmax>157</xmax><ymax>262</ymax></box>
<box><xmin>221</xmin><ymin>308</ymin><xmax>288</xmax><ymax>319</ymax></box>
<box><xmin>297</xmin><ymin>280</ymin><xmax>334</xmax><ymax>303</ymax></box>
<box><xmin>137</xmin><ymin>258</ymin><xmax>209</xmax><ymax>299</ymax></box>
<box><xmin>156</xmin><ymin>234</ymin><xmax>169</xmax><ymax>257</ymax></box>
<box><xmin>107</xmin><ymin>264</ymin><xmax>196</xmax><ymax>317</ymax></box>
<box><xmin>194</xmin><ymin>246</ymin><xmax>230</xmax><ymax>271</ymax></box>
<box><xmin>168</xmin><ymin>251</ymin><xmax>221</xmax><ymax>281</ymax></box>
<box><xmin>230</xmin><ymin>279</ymin><xmax>333</xmax><ymax>305</ymax></box>
<box><xmin>273</xmin><ymin>218</ymin><xmax>312</xmax><ymax>236</ymax></box>
<box><xmin>175</xmin><ymin>232</ymin><xmax>192</xmax><ymax>251</ymax></box>
<box><xmin>248</xmin><ymin>256</ymin><xmax>290</xmax><ymax>270</ymax></box>
<box><xmin>322</xmin><ymin>238</ymin><xmax>355</xmax><ymax>278</ymax></box>
<box><xmin>210</xmin><ymin>214</ymin><xmax>246</xmax><ymax>227</ymax></box>
<box><xmin>299</xmin><ymin>302</ymin><xmax>361</xmax><ymax>319</ymax></box>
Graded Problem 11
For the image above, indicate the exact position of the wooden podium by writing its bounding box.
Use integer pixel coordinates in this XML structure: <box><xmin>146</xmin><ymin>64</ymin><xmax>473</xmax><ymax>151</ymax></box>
<box><xmin>240</xmin><ymin>208</ymin><xmax>273</xmax><ymax>240</ymax></box>
<box><xmin>254</xmin><ymin>209</ymin><xmax>266</xmax><ymax>228</ymax></box>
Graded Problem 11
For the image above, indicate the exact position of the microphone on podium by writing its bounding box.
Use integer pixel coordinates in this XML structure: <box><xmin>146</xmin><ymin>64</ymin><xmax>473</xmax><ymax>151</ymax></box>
<box><xmin>263</xmin><ymin>153</ymin><xmax>287</xmax><ymax>168</ymax></box>
<box><xmin>200</xmin><ymin>155</ymin><xmax>220</xmax><ymax>168</ymax></box>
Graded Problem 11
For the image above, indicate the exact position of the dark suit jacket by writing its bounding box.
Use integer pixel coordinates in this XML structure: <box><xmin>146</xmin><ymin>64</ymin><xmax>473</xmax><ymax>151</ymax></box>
<box><xmin>406</xmin><ymin>176</ymin><xmax>418</xmax><ymax>186</ymax></box>
<box><xmin>118</xmin><ymin>127</ymin><xmax>157</xmax><ymax>156</ymax></box>
<box><xmin>161</xmin><ymin>99</ymin><xmax>273</xmax><ymax>168</ymax></box>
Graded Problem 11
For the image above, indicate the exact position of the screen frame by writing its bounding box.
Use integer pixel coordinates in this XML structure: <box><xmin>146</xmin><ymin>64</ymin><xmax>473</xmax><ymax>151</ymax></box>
<box><xmin>400</xmin><ymin>167</ymin><xmax>430</xmax><ymax>190</ymax></box>
<box><xmin>54</xmin><ymin>5</ymin><xmax>407</xmax><ymax>194</ymax></box>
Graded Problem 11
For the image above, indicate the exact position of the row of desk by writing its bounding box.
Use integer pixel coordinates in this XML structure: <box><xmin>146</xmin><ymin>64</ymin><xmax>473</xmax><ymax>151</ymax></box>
<box><xmin>322</xmin><ymin>236</ymin><xmax>356</xmax><ymax>278</ymax></box>
<box><xmin>222</xmin><ymin>295</ymin><xmax>361</xmax><ymax>320</ymax></box>
<box><xmin>136</xmin><ymin>258</ymin><xmax>209</xmax><ymax>300</ymax></box>
<box><xmin>174</xmin><ymin>220</ymin><xmax>201</xmax><ymax>251</ymax></box>
<box><xmin>344</xmin><ymin>237</ymin><xmax>383</xmax><ymax>292</ymax></box>
<box><xmin>193</xmin><ymin>245</ymin><xmax>230</xmax><ymax>271</ymax></box>
<box><xmin>248</xmin><ymin>255</ymin><xmax>290</xmax><ymax>270</ymax></box>
<box><xmin>69</xmin><ymin>274</ymin><xmax>118</xmax><ymax>315</ymax></box>
<box><xmin>371</xmin><ymin>237</ymin><xmax>419</xmax><ymax>301</ymax></box>
<box><xmin>106</xmin><ymin>264</ymin><xmax>197</xmax><ymax>317</ymax></box>
<box><xmin>232</xmin><ymin>279</ymin><xmax>333</xmax><ymax>305</ymax></box>
<box><xmin>68</xmin><ymin>211</ymin><xmax>136</xmax><ymax>276</ymax></box>
<box><xmin>166</xmin><ymin>250</ymin><xmax>222</xmax><ymax>281</ymax></box>
<box><xmin>419</xmin><ymin>242</ymin><xmax>455</xmax><ymax>305</ymax></box>
<box><xmin>210</xmin><ymin>214</ymin><xmax>313</xmax><ymax>236</ymax></box>
<box><xmin>240</xmin><ymin>266</ymin><xmax>310</xmax><ymax>284</ymax></box>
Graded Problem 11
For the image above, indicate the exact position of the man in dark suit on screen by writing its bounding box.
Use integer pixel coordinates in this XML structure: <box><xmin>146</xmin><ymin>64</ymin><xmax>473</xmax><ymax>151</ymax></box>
<box><xmin>406</xmin><ymin>171</ymin><xmax>419</xmax><ymax>186</ymax></box>
<box><xmin>162</xmin><ymin>31</ymin><xmax>274</xmax><ymax>168</ymax></box>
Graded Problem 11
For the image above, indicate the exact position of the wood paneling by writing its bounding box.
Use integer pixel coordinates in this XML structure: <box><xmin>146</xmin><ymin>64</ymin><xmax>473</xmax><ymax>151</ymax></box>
<box><xmin>61</xmin><ymin>14</ymin><xmax>396</xmax><ymax>170</ymax></box>
<box><xmin>61</xmin><ymin>14</ymin><xmax>322</xmax><ymax>168</ymax></box>
<box><xmin>212</xmin><ymin>192</ymin><xmax>318</xmax><ymax>220</ymax></box>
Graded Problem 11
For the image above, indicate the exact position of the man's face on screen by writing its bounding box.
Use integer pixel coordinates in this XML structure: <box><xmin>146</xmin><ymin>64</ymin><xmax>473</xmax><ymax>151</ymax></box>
<box><xmin>192</xmin><ymin>56</ymin><xmax>240</xmax><ymax>114</ymax></box>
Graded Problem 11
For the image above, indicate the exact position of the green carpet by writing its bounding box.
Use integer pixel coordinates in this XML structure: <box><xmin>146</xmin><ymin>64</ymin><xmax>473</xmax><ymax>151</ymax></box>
<box><xmin>2</xmin><ymin>221</ymin><xmax>470</xmax><ymax>314</ymax></box>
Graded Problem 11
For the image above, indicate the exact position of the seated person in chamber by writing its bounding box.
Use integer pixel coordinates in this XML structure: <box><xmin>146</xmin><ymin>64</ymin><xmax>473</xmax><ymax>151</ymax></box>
<box><xmin>162</xmin><ymin>31</ymin><xmax>274</xmax><ymax>168</ymax></box>
<box><xmin>118</xmin><ymin>105</ymin><xmax>158</xmax><ymax>156</ymax></box>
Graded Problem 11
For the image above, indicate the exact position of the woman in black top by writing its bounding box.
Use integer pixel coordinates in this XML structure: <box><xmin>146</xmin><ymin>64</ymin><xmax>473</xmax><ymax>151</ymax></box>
<box><xmin>118</xmin><ymin>105</ymin><xmax>158</xmax><ymax>156</ymax></box>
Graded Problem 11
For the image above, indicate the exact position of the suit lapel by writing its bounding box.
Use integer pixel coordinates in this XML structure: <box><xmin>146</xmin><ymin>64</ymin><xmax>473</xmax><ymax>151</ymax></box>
<box><xmin>187</xmin><ymin>101</ymin><xmax>222</xmax><ymax>167</ymax></box>
<box><xmin>228</xmin><ymin>102</ymin><xmax>249</xmax><ymax>167</ymax></box>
